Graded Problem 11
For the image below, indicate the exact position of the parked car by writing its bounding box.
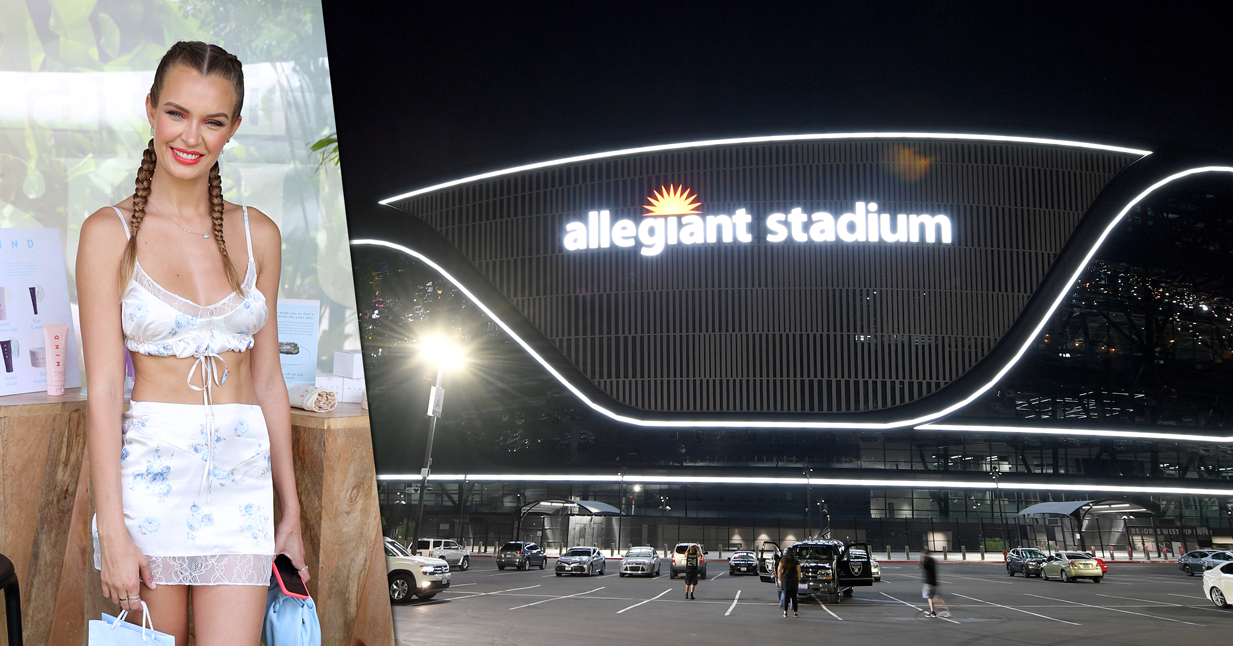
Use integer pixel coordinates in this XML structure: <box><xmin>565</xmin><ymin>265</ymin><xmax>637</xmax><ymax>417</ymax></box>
<box><xmin>620</xmin><ymin>546</ymin><xmax>661</xmax><ymax>577</ymax></box>
<box><xmin>729</xmin><ymin>551</ymin><xmax>758</xmax><ymax>575</ymax></box>
<box><xmin>1180</xmin><ymin>550</ymin><xmax>1213</xmax><ymax>576</ymax></box>
<box><xmin>556</xmin><ymin>546</ymin><xmax>606</xmax><ymax>576</ymax></box>
<box><xmin>669</xmin><ymin>542</ymin><xmax>708</xmax><ymax>579</ymax></box>
<box><xmin>385</xmin><ymin>537</ymin><xmax>450</xmax><ymax>603</ymax></box>
<box><xmin>1007</xmin><ymin>547</ymin><xmax>1048</xmax><ymax>577</ymax></box>
<box><xmin>1041</xmin><ymin>551</ymin><xmax>1103</xmax><ymax>583</ymax></box>
<box><xmin>496</xmin><ymin>541</ymin><xmax>548</xmax><ymax>570</ymax></box>
<box><xmin>1081</xmin><ymin>552</ymin><xmax>1108</xmax><ymax>573</ymax></box>
<box><xmin>1204</xmin><ymin>561</ymin><xmax>1233</xmax><ymax>607</ymax></box>
<box><xmin>415</xmin><ymin>538</ymin><xmax>471</xmax><ymax>571</ymax></box>
<box><xmin>1201</xmin><ymin>551</ymin><xmax>1233</xmax><ymax>572</ymax></box>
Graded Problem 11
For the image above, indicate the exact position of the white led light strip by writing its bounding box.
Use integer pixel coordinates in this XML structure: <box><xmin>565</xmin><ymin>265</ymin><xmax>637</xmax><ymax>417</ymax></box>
<box><xmin>357</xmin><ymin>163</ymin><xmax>1233</xmax><ymax>433</ymax></box>
<box><xmin>379</xmin><ymin>132</ymin><xmax>1151</xmax><ymax>204</ymax></box>
<box><xmin>375</xmin><ymin>472</ymin><xmax>1233</xmax><ymax>496</ymax></box>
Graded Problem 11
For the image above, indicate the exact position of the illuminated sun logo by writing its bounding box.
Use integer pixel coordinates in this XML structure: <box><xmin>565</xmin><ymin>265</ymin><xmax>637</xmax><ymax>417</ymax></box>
<box><xmin>643</xmin><ymin>184</ymin><xmax>702</xmax><ymax>216</ymax></box>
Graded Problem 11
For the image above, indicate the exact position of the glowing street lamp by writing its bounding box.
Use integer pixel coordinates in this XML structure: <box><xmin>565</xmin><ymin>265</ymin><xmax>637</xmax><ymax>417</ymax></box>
<box><xmin>411</xmin><ymin>335</ymin><xmax>465</xmax><ymax>555</ymax></box>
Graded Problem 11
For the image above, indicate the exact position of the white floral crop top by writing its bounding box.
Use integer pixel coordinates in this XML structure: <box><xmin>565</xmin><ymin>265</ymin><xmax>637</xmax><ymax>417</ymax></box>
<box><xmin>114</xmin><ymin>205</ymin><xmax>269</xmax><ymax>360</ymax></box>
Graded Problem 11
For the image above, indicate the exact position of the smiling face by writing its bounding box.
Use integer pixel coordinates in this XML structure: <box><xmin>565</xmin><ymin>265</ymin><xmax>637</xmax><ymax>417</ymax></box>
<box><xmin>146</xmin><ymin>65</ymin><xmax>242</xmax><ymax>180</ymax></box>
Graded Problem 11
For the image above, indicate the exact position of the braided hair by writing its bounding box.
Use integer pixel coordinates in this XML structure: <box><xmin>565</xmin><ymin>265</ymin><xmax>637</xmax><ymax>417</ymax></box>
<box><xmin>119</xmin><ymin>41</ymin><xmax>245</xmax><ymax>295</ymax></box>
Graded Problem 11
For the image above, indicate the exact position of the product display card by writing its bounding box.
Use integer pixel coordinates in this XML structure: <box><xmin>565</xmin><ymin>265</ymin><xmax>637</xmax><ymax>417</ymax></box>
<box><xmin>0</xmin><ymin>228</ymin><xmax>82</xmax><ymax>396</ymax></box>
<box><xmin>277</xmin><ymin>298</ymin><xmax>319</xmax><ymax>386</ymax></box>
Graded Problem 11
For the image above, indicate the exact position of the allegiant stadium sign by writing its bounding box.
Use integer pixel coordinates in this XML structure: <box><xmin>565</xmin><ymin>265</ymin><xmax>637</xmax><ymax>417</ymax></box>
<box><xmin>562</xmin><ymin>185</ymin><xmax>954</xmax><ymax>256</ymax></box>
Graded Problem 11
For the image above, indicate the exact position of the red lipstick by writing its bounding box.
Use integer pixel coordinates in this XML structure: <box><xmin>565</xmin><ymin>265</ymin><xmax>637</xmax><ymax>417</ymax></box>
<box><xmin>170</xmin><ymin>146</ymin><xmax>205</xmax><ymax>165</ymax></box>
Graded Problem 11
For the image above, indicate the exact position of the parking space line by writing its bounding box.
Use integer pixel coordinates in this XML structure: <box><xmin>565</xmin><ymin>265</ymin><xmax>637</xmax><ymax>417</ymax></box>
<box><xmin>724</xmin><ymin>590</ymin><xmax>742</xmax><ymax>616</ymax></box>
<box><xmin>448</xmin><ymin>584</ymin><xmax>541</xmax><ymax>598</ymax></box>
<box><xmin>879</xmin><ymin>591</ymin><xmax>959</xmax><ymax>624</ymax></box>
<box><xmin>616</xmin><ymin>588</ymin><xmax>672</xmax><ymax>614</ymax></box>
<box><xmin>943</xmin><ymin>574</ymin><xmax>1012</xmax><ymax>586</ymax></box>
<box><xmin>814</xmin><ymin>597</ymin><xmax>843</xmax><ymax>620</ymax></box>
<box><xmin>710</xmin><ymin>571</ymin><xmax>725</xmax><ymax>581</ymax></box>
<box><xmin>952</xmin><ymin>593</ymin><xmax>1080</xmax><ymax>625</ymax></box>
<box><xmin>1168</xmin><ymin>593</ymin><xmax>1207</xmax><ymax>601</ymax></box>
<box><xmin>1096</xmin><ymin>593</ymin><xmax>1227</xmax><ymax>614</ymax></box>
<box><xmin>1025</xmin><ymin>594</ymin><xmax>1203</xmax><ymax>626</ymax></box>
<box><xmin>451</xmin><ymin>583</ymin><xmax>476</xmax><ymax>587</ymax></box>
<box><xmin>509</xmin><ymin>586</ymin><xmax>605</xmax><ymax>610</ymax></box>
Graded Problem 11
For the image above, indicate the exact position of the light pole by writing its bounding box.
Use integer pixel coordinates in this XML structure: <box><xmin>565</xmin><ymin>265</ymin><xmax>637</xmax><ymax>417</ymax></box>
<box><xmin>410</xmin><ymin>337</ymin><xmax>464</xmax><ymax>555</ymax></box>
<box><xmin>992</xmin><ymin>466</ymin><xmax>1005</xmax><ymax>551</ymax></box>
<box><xmin>804</xmin><ymin>467</ymin><xmax>813</xmax><ymax>539</ymax></box>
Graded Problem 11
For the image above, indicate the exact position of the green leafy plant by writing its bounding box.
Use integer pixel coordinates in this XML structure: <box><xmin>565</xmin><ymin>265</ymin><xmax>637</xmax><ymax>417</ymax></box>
<box><xmin>309</xmin><ymin>132</ymin><xmax>339</xmax><ymax>172</ymax></box>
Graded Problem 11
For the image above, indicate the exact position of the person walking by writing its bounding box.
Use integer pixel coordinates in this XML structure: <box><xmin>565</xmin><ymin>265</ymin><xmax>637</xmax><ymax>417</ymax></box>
<box><xmin>684</xmin><ymin>544</ymin><xmax>702</xmax><ymax>599</ymax></box>
<box><xmin>920</xmin><ymin>548</ymin><xmax>951</xmax><ymax>618</ymax></box>
<box><xmin>777</xmin><ymin>549</ymin><xmax>801</xmax><ymax>617</ymax></box>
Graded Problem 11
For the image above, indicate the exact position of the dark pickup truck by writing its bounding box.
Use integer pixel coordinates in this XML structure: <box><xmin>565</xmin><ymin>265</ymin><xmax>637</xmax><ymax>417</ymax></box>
<box><xmin>758</xmin><ymin>539</ymin><xmax>875</xmax><ymax>604</ymax></box>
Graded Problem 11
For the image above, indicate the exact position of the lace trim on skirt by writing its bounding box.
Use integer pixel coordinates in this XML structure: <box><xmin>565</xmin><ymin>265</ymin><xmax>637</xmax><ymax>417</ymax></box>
<box><xmin>93</xmin><ymin>530</ymin><xmax>274</xmax><ymax>586</ymax></box>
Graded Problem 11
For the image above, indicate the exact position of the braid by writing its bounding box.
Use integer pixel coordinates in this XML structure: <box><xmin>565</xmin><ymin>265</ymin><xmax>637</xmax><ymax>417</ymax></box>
<box><xmin>119</xmin><ymin>139</ymin><xmax>157</xmax><ymax>291</ymax></box>
<box><xmin>210</xmin><ymin>162</ymin><xmax>244</xmax><ymax>295</ymax></box>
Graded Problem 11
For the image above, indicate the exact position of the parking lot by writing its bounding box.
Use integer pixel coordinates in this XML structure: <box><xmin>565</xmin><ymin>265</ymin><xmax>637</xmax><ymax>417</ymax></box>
<box><xmin>391</xmin><ymin>560</ymin><xmax>1230</xmax><ymax>645</ymax></box>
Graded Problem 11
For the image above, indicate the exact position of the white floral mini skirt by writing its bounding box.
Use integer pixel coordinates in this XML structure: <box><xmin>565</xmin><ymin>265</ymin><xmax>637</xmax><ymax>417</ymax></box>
<box><xmin>93</xmin><ymin>401</ymin><xmax>275</xmax><ymax>586</ymax></box>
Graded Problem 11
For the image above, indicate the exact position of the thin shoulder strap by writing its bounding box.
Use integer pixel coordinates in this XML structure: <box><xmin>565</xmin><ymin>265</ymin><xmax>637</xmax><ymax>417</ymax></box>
<box><xmin>110</xmin><ymin>206</ymin><xmax>131</xmax><ymax>240</ymax></box>
<box><xmin>242</xmin><ymin>205</ymin><xmax>254</xmax><ymax>262</ymax></box>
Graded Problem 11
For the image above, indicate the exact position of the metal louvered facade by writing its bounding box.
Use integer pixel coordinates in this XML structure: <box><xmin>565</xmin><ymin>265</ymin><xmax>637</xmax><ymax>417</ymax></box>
<box><xmin>389</xmin><ymin>140</ymin><xmax>1139</xmax><ymax>415</ymax></box>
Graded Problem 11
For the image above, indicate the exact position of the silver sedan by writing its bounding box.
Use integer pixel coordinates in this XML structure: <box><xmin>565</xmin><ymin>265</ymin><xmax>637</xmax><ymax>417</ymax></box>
<box><xmin>620</xmin><ymin>547</ymin><xmax>661</xmax><ymax>577</ymax></box>
<box><xmin>556</xmin><ymin>546</ymin><xmax>606</xmax><ymax>576</ymax></box>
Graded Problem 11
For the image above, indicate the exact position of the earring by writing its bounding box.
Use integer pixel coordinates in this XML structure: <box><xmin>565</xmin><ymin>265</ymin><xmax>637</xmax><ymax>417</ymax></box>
<box><xmin>149</xmin><ymin>125</ymin><xmax>154</xmax><ymax>136</ymax></box>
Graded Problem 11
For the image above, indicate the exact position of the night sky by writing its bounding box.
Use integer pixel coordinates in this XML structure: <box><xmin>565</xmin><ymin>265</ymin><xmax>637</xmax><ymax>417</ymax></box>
<box><xmin>321</xmin><ymin>2</ymin><xmax>1232</xmax><ymax>211</ymax></box>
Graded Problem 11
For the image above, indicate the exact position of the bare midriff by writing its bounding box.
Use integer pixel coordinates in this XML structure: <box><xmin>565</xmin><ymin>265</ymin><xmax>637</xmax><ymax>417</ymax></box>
<box><xmin>130</xmin><ymin>350</ymin><xmax>259</xmax><ymax>405</ymax></box>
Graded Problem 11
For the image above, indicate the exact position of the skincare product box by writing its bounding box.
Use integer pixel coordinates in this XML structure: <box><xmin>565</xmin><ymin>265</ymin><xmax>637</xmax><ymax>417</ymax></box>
<box><xmin>332</xmin><ymin>350</ymin><xmax>364</xmax><ymax>379</ymax></box>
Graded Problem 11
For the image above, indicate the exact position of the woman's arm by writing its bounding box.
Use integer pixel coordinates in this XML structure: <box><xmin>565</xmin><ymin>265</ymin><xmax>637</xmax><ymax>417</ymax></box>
<box><xmin>77</xmin><ymin>206</ymin><xmax>153</xmax><ymax>611</ymax></box>
<box><xmin>246</xmin><ymin>207</ymin><xmax>310</xmax><ymax>581</ymax></box>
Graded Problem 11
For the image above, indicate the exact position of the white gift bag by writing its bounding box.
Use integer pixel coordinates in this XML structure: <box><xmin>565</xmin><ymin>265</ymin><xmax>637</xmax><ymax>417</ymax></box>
<box><xmin>88</xmin><ymin>602</ymin><xmax>175</xmax><ymax>645</ymax></box>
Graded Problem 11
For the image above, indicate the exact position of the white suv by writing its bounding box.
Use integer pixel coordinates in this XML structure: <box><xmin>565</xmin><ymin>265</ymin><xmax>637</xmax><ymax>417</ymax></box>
<box><xmin>669</xmin><ymin>542</ymin><xmax>708</xmax><ymax>579</ymax></box>
<box><xmin>415</xmin><ymin>538</ymin><xmax>471</xmax><ymax>571</ymax></box>
<box><xmin>385</xmin><ymin>537</ymin><xmax>450</xmax><ymax>603</ymax></box>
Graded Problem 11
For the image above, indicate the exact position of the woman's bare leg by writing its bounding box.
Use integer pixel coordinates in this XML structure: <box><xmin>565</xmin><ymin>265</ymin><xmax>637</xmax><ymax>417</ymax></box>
<box><xmin>128</xmin><ymin>584</ymin><xmax>189</xmax><ymax>645</ymax></box>
<box><xmin>191</xmin><ymin>585</ymin><xmax>268</xmax><ymax>645</ymax></box>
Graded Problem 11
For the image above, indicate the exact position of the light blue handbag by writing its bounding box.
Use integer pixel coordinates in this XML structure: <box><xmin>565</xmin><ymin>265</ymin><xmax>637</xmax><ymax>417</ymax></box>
<box><xmin>262</xmin><ymin>581</ymin><xmax>322</xmax><ymax>646</ymax></box>
<box><xmin>88</xmin><ymin>602</ymin><xmax>175</xmax><ymax>645</ymax></box>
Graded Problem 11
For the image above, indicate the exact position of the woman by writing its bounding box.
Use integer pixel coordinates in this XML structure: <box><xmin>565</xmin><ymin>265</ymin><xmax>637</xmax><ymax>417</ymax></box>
<box><xmin>777</xmin><ymin>549</ymin><xmax>801</xmax><ymax>617</ymax></box>
<box><xmin>77</xmin><ymin>41</ymin><xmax>307</xmax><ymax>644</ymax></box>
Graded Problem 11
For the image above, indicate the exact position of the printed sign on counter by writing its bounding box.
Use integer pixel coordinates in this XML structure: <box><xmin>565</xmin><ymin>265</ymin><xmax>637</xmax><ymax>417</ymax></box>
<box><xmin>276</xmin><ymin>299</ymin><xmax>319</xmax><ymax>386</ymax></box>
<box><xmin>0</xmin><ymin>228</ymin><xmax>82</xmax><ymax>395</ymax></box>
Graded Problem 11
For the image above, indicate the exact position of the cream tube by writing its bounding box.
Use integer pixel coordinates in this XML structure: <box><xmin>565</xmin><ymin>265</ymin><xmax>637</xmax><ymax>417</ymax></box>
<box><xmin>43</xmin><ymin>324</ymin><xmax>68</xmax><ymax>395</ymax></box>
<box><xmin>28</xmin><ymin>286</ymin><xmax>38</xmax><ymax>315</ymax></box>
<box><xmin>0</xmin><ymin>340</ymin><xmax>11</xmax><ymax>373</ymax></box>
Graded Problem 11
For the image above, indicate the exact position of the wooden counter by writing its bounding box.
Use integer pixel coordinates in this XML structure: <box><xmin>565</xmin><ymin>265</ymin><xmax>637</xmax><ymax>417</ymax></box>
<box><xmin>0</xmin><ymin>389</ymin><xmax>89</xmax><ymax>646</ymax></box>
<box><xmin>288</xmin><ymin>404</ymin><xmax>393</xmax><ymax>646</ymax></box>
<box><xmin>0</xmin><ymin>392</ymin><xmax>392</xmax><ymax>646</ymax></box>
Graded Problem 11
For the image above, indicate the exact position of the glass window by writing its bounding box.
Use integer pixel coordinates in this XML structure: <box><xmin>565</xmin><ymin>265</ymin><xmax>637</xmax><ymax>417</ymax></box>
<box><xmin>500</xmin><ymin>542</ymin><xmax>523</xmax><ymax>552</ymax></box>
<box><xmin>626</xmin><ymin>548</ymin><xmax>655</xmax><ymax>557</ymax></box>
<box><xmin>386</xmin><ymin>541</ymin><xmax>411</xmax><ymax>557</ymax></box>
<box><xmin>565</xmin><ymin>548</ymin><xmax>593</xmax><ymax>557</ymax></box>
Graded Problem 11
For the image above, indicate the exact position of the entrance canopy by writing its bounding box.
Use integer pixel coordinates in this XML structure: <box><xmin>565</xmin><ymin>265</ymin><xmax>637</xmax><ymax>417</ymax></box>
<box><xmin>1017</xmin><ymin>499</ymin><xmax>1153</xmax><ymax>519</ymax></box>
<box><xmin>520</xmin><ymin>499</ymin><xmax>621</xmax><ymax>517</ymax></box>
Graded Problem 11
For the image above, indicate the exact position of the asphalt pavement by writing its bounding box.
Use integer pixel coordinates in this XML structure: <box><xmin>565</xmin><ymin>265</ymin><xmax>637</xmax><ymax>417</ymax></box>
<box><xmin>392</xmin><ymin>560</ymin><xmax>1229</xmax><ymax>645</ymax></box>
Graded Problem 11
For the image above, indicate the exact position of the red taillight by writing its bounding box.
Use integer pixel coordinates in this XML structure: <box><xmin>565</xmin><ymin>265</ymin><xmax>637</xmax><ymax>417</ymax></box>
<box><xmin>517</xmin><ymin>551</ymin><xmax>523</xmax><ymax>555</ymax></box>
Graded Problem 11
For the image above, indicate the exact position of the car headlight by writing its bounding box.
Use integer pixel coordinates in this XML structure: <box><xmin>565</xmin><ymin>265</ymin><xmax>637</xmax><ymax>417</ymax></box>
<box><xmin>420</xmin><ymin>565</ymin><xmax>435</xmax><ymax>574</ymax></box>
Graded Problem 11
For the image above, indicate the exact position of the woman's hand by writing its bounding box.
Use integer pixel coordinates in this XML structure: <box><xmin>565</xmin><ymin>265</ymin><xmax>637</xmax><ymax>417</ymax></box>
<box><xmin>274</xmin><ymin>511</ymin><xmax>310</xmax><ymax>583</ymax></box>
<box><xmin>99</xmin><ymin>531</ymin><xmax>155</xmax><ymax>614</ymax></box>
